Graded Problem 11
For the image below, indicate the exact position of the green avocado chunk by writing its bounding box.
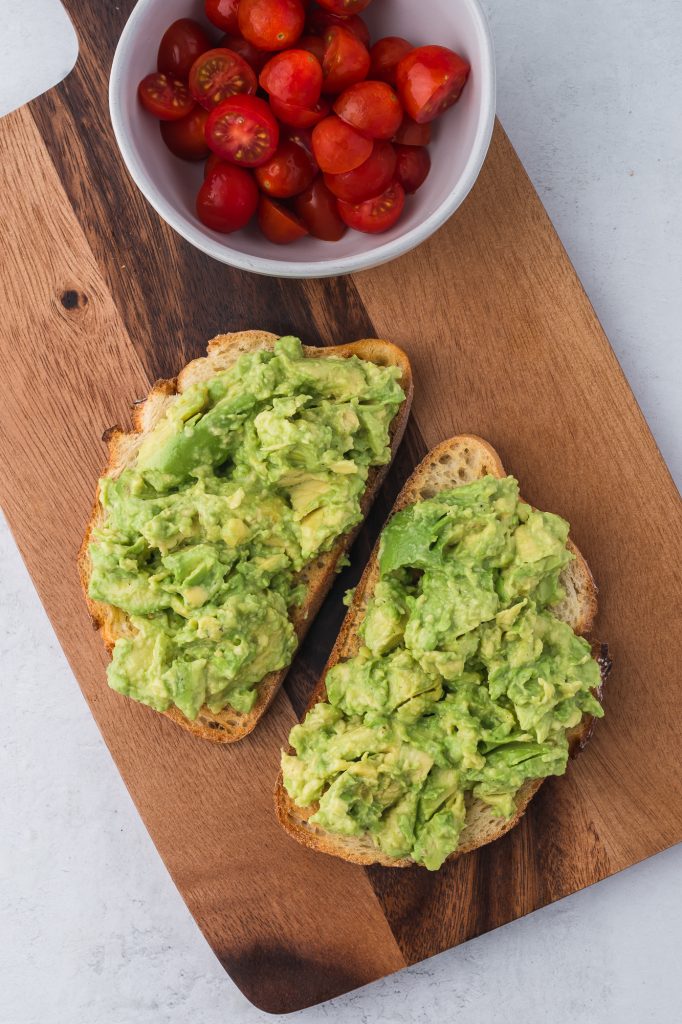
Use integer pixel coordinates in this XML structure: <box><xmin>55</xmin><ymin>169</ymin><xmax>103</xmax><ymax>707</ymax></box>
<box><xmin>89</xmin><ymin>336</ymin><xmax>405</xmax><ymax>718</ymax></box>
<box><xmin>282</xmin><ymin>474</ymin><xmax>603</xmax><ymax>870</ymax></box>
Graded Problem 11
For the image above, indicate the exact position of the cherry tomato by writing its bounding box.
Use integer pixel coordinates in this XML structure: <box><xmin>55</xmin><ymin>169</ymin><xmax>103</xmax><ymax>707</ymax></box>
<box><xmin>204</xmin><ymin>152</ymin><xmax>225</xmax><ymax>177</ymax></box>
<box><xmin>205</xmin><ymin>0</ymin><xmax>240</xmax><ymax>33</ymax></box>
<box><xmin>334</xmin><ymin>81</ymin><xmax>403</xmax><ymax>140</ymax></box>
<box><xmin>280</xmin><ymin>124</ymin><xmax>318</xmax><ymax>168</ymax></box>
<box><xmin>218</xmin><ymin>34</ymin><xmax>270</xmax><ymax>75</ymax></box>
<box><xmin>294</xmin><ymin>177</ymin><xmax>346</xmax><ymax>240</ymax></box>
<box><xmin>315</xmin><ymin>0</ymin><xmax>372</xmax><ymax>15</ymax></box>
<box><xmin>396</xmin><ymin>45</ymin><xmax>470</xmax><ymax>124</ymax></box>
<box><xmin>306</xmin><ymin>8</ymin><xmax>370</xmax><ymax>47</ymax></box>
<box><xmin>269</xmin><ymin>95</ymin><xmax>330</xmax><ymax>127</ymax></box>
<box><xmin>138</xmin><ymin>73</ymin><xmax>194</xmax><ymax>120</ymax></box>
<box><xmin>189</xmin><ymin>49</ymin><xmax>257</xmax><ymax>109</ymax></box>
<box><xmin>160</xmin><ymin>106</ymin><xmax>210</xmax><ymax>159</ymax></box>
<box><xmin>369</xmin><ymin>37</ymin><xmax>413</xmax><ymax>85</ymax></box>
<box><xmin>258</xmin><ymin>196</ymin><xmax>309</xmax><ymax>242</ymax></box>
<box><xmin>205</xmin><ymin>94</ymin><xmax>280</xmax><ymax>166</ymax></box>
<box><xmin>312</xmin><ymin>115</ymin><xmax>372</xmax><ymax>173</ymax></box>
<box><xmin>337</xmin><ymin>181</ymin><xmax>405</xmax><ymax>233</ymax></box>
<box><xmin>196</xmin><ymin>163</ymin><xmax>259</xmax><ymax>231</ymax></box>
<box><xmin>324</xmin><ymin>140</ymin><xmax>395</xmax><ymax>202</ymax></box>
<box><xmin>238</xmin><ymin>0</ymin><xmax>305</xmax><ymax>52</ymax></box>
<box><xmin>157</xmin><ymin>19</ymin><xmax>212</xmax><ymax>79</ymax></box>
<box><xmin>322</xmin><ymin>26</ymin><xmax>370</xmax><ymax>94</ymax></box>
<box><xmin>394</xmin><ymin>144</ymin><xmax>431</xmax><ymax>193</ymax></box>
<box><xmin>393</xmin><ymin>115</ymin><xmax>431</xmax><ymax>146</ymax></box>
<box><xmin>260</xmin><ymin>50</ymin><xmax>323</xmax><ymax>108</ymax></box>
<box><xmin>254</xmin><ymin>140</ymin><xmax>316</xmax><ymax>197</ymax></box>
<box><xmin>297</xmin><ymin>35</ymin><xmax>326</xmax><ymax>62</ymax></box>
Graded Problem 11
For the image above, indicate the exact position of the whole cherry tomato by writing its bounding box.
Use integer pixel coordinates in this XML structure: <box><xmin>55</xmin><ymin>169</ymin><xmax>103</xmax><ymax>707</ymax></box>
<box><xmin>218</xmin><ymin>34</ymin><xmax>270</xmax><ymax>75</ymax></box>
<box><xmin>306</xmin><ymin>8</ymin><xmax>370</xmax><ymax>47</ymax></box>
<box><xmin>312</xmin><ymin>115</ymin><xmax>372</xmax><ymax>173</ymax></box>
<box><xmin>297</xmin><ymin>35</ymin><xmax>326</xmax><ymax>62</ymax></box>
<box><xmin>157</xmin><ymin>19</ymin><xmax>211</xmax><ymax>79</ymax></box>
<box><xmin>196</xmin><ymin>162</ymin><xmax>259</xmax><ymax>231</ymax></box>
<box><xmin>394</xmin><ymin>144</ymin><xmax>431</xmax><ymax>193</ymax></box>
<box><xmin>315</xmin><ymin>0</ymin><xmax>372</xmax><ymax>15</ymax></box>
<box><xmin>258</xmin><ymin>196</ymin><xmax>309</xmax><ymax>242</ymax></box>
<box><xmin>334</xmin><ymin>81</ymin><xmax>403</xmax><ymax>140</ymax></box>
<box><xmin>269</xmin><ymin>95</ymin><xmax>330</xmax><ymax>127</ymax></box>
<box><xmin>321</xmin><ymin>26</ymin><xmax>370</xmax><ymax>94</ymax></box>
<box><xmin>396</xmin><ymin>45</ymin><xmax>470</xmax><ymax>123</ymax></box>
<box><xmin>205</xmin><ymin>0</ymin><xmax>240</xmax><ymax>33</ymax></box>
<box><xmin>161</xmin><ymin>106</ymin><xmax>210</xmax><ymax>159</ymax></box>
<box><xmin>393</xmin><ymin>115</ymin><xmax>431</xmax><ymax>146</ymax></box>
<box><xmin>189</xmin><ymin>49</ymin><xmax>257</xmax><ymax>109</ymax></box>
<box><xmin>324</xmin><ymin>140</ymin><xmax>395</xmax><ymax>202</ymax></box>
<box><xmin>369</xmin><ymin>37</ymin><xmax>413</xmax><ymax>85</ymax></box>
<box><xmin>280</xmin><ymin>124</ymin><xmax>318</xmax><ymax>167</ymax></box>
<box><xmin>255</xmin><ymin>140</ymin><xmax>317</xmax><ymax>197</ymax></box>
<box><xmin>260</xmin><ymin>50</ymin><xmax>323</xmax><ymax>108</ymax></box>
<box><xmin>138</xmin><ymin>73</ymin><xmax>195</xmax><ymax>120</ymax></box>
<box><xmin>204</xmin><ymin>152</ymin><xmax>225</xmax><ymax>177</ymax></box>
<box><xmin>294</xmin><ymin>177</ymin><xmax>347</xmax><ymax>240</ymax></box>
<box><xmin>205</xmin><ymin>94</ymin><xmax>280</xmax><ymax>166</ymax></box>
<box><xmin>337</xmin><ymin>180</ymin><xmax>406</xmax><ymax>233</ymax></box>
<box><xmin>238</xmin><ymin>0</ymin><xmax>305</xmax><ymax>52</ymax></box>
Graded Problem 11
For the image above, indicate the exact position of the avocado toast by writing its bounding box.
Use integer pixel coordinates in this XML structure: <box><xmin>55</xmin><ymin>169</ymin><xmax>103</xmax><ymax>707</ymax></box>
<box><xmin>79</xmin><ymin>330</ymin><xmax>412</xmax><ymax>743</ymax></box>
<box><xmin>276</xmin><ymin>436</ymin><xmax>608</xmax><ymax>869</ymax></box>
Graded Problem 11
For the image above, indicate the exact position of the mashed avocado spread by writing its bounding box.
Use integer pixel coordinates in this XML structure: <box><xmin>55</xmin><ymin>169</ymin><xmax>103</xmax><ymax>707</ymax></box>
<box><xmin>88</xmin><ymin>336</ymin><xmax>405</xmax><ymax>719</ymax></box>
<box><xmin>282</xmin><ymin>475</ymin><xmax>603</xmax><ymax>870</ymax></box>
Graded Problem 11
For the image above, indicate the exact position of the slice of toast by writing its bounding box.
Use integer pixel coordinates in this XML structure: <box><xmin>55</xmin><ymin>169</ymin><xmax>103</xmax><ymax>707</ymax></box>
<box><xmin>78</xmin><ymin>330</ymin><xmax>413</xmax><ymax>744</ymax></box>
<box><xmin>275</xmin><ymin>435</ymin><xmax>608</xmax><ymax>866</ymax></box>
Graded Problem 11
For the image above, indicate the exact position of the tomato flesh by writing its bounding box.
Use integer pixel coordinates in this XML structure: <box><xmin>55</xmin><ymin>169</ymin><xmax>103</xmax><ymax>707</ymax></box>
<box><xmin>258</xmin><ymin>196</ymin><xmax>309</xmax><ymax>242</ymax></box>
<box><xmin>238</xmin><ymin>0</ymin><xmax>305</xmax><ymax>52</ymax></box>
<box><xmin>337</xmin><ymin>181</ymin><xmax>405</xmax><ymax>233</ymax></box>
<box><xmin>269</xmin><ymin>95</ymin><xmax>330</xmax><ymax>127</ymax></box>
<box><xmin>334</xmin><ymin>80</ymin><xmax>403</xmax><ymax>140</ymax></box>
<box><xmin>197</xmin><ymin>163</ymin><xmax>259</xmax><ymax>231</ymax></box>
<box><xmin>205</xmin><ymin>0</ymin><xmax>241</xmax><ymax>33</ymax></box>
<box><xmin>396</xmin><ymin>45</ymin><xmax>470</xmax><ymax>124</ymax></box>
<box><xmin>393</xmin><ymin>115</ymin><xmax>431</xmax><ymax>146</ymax></box>
<box><xmin>189</xmin><ymin>49</ymin><xmax>257</xmax><ymax>109</ymax></box>
<box><xmin>324</xmin><ymin>140</ymin><xmax>395</xmax><ymax>202</ymax></box>
<box><xmin>138</xmin><ymin>73</ymin><xmax>195</xmax><ymax>120</ymax></box>
<box><xmin>312</xmin><ymin>115</ymin><xmax>372</xmax><ymax>173</ymax></box>
<box><xmin>158</xmin><ymin>19</ymin><xmax>211</xmax><ymax>79</ymax></box>
<box><xmin>260</xmin><ymin>50</ymin><xmax>323</xmax><ymax>108</ymax></box>
<box><xmin>255</xmin><ymin>140</ymin><xmax>316</xmax><ymax>197</ymax></box>
<box><xmin>322</xmin><ymin>26</ymin><xmax>370</xmax><ymax>94</ymax></box>
<box><xmin>369</xmin><ymin>36</ymin><xmax>413</xmax><ymax>85</ymax></box>
<box><xmin>394</xmin><ymin>144</ymin><xmax>431</xmax><ymax>193</ymax></box>
<box><xmin>205</xmin><ymin>94</ymin><xmax>280</xmax><ymax>166</ymax></box>
<box><xmin>218</xmin><ymin>34</ymin><xmax>270</xmax><ymax>75</ymax></box>
<box><xmin>306</xmin><ymin>9</ymin><xmax>370</xmax><ymax>47</ymax></box>
<box><xmin>294</xmin><ymin>177</ymin><xmax>346</xmax><ymax>240</ymax></box>
<box><xmin>161</xmin><ymin>106</ymin><xmax>210</xmax><ymax>159</ymax></box>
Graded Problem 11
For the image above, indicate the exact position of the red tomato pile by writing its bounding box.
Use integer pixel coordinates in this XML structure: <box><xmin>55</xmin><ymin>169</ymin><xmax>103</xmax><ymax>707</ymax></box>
<box><xmin>138</xmin><ymin>1</ymin><xmax>471</xmax><ymax>244</ymax></box>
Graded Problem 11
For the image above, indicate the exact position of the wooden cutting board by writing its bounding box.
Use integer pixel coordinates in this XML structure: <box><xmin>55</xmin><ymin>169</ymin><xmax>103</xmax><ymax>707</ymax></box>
<box><xmin>1</xmin><ymin>0</ymin><xmax>680</xmax><ymax>1013</ymax></box>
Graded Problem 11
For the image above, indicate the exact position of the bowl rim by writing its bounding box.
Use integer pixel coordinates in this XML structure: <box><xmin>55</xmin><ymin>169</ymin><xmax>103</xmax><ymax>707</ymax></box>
<box><xmin>109</xmin><ymin>0</ymin><xmax>496</xmax><ymax>279</ymax></box>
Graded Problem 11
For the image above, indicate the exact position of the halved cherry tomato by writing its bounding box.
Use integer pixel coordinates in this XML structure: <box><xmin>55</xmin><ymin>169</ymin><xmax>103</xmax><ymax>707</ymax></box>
<box><xmin>138</xmin><ymin>73</ymin><xmax>194</xmax><ymax>120</ymax></box>
<box><xmin>306</xmin><ymin>8</ymin><xmax>370</xmax><ymax>47</ymax></box>
<box><xmin>260</xmin><ymin>50</ymin><xmax>323</xmax><ymax>108</ymax></box>
<box><xmin>157</xmin><ymin>19</ymin><xmax>212</xmax><ymax>79</ymax></box>
<box><xmin>204</xmin><ymin>152</ymin><xmax>225</xmax><ymax>177</ymax></box>
<box><xmin>312</xmin><ymin>115</ymin><xmax>372</xmax><ymax>173</ymax></box>
<box><xmin>369</xmin><ymin>37</ymin><xmax>413</xmax><ymax>85</ymax></box>
<box><xmin>321</xmin><ymin>26</ymin><xmax>370</xmax><ymax>95</ymax></box>
<box><xmin>196</xmin><ymin>162</ymin><xmax>259</xmax><ymax>231</ymax></box>
<box><xmin>297</xmin><ymin>35</ymin><xmax>326</xmax><ymax>62</ymax></box>
<box><xmin>394</xmin><ymin>144</ymin><xmax>431</xmax><ymax>193</ymax></box>
<box><xmin>255</xmin><ymin>140</ymin><xmax>316</xmax><ymax>196</ymax></box>
<box><xmin>334</xmin><ymin>81</ymin><xmax>403</xmax><ymax>140</ymax></box>
<box><xmin>280</xmin><ymin>124</ymin><xmax>318</xmax><ymax>168</ymax></box>
<box><xmin>258</xmin><ymin>196</ymin><xmax>309</xmax><ymax>242</ymax></box>
<box><xmin>396</xmin><ymin>45</ymin><xmax>470</xmax><ymax>124</ymax></box>
<box><xmin>324</xmin><ymin>140</ymin><xmax>395</xmax><ymax>202</ymax></box>
<box><xmin>205</xmin><ymin>94</ymin><xmax>280</xmax><ymax>166</ymax></box>
<box><xmin>218</xmin><ymin>34</ymin><xmax>270</xmax><ymax>75</ymax></box>
<box><xmin>205</xmin><ymin>0</ymin><xmax>240</xmax><ymax>34</ymax></box>
<box><xmin>269</xmin><ymin>95</ymin><xmax>330</xmax><ymax>127</ymax></box>
<box><xmin>337</xmin><ymin>180</ymin><xmax>405</xmax><ymax>233</ymax></box>
<box><xmin>238</xmin><ymin>0</ymin><xmax>305</xmax><ymax>52</ymax></box>
<box><xmin>160</xmin><ymin>106</ymin><xmax>210</xmax><ymax>159</ymax></box>
<box><xmin>315</xmin><ymin>0</ymin><xmax>371</xmax><ymax>15</ymax></box>
<box><xmin>393</xmin><ymin>115</ymin><xmax>431</xmax><ymax>146</ymax></box>
<box><xmin>189</xmin><ymin>49</ymin><xmax>257</xmax><ymax>109</ymax></box>
<box><xmin>294</xmin><ymin>177</ymin><xmax>347</xmax><ymax>240</ymax></box>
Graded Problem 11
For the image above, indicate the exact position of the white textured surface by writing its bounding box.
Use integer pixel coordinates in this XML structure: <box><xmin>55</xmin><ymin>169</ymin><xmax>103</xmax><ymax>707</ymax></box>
<box><xmin>1</xmin><ymin>0</ymin><xmax>681</xmax><ymax>1021</ymax></box>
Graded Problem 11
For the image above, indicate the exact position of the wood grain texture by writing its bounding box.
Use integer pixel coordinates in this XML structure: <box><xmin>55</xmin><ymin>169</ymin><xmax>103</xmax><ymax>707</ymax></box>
<box><xmin>0</xmin><ymin>0</ymin><xmax>680</xmax><ymax>1010</ymax></box>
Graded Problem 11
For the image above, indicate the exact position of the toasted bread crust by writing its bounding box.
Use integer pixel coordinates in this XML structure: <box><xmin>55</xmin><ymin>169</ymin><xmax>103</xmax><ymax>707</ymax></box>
<box><xmin>78</xmin><ymin>331</ymin><xmax>413</xmax><ymax>744</ymax></box>
<box><xmin>275</xmin><ymin>435</ymin><xmax>607</xmax><ymax>867</ymax></box>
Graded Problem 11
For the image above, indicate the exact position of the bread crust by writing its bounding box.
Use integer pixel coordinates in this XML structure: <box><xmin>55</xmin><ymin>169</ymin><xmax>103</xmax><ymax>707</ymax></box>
<box><xmin>275</xmin><ymin>435</ymin><xmax>608</xmax><ymax>867</ymax></box>
<box><xmin>78</xmin><ymin>330</ymin><xmax>413</xmax><ymax>744</ymax></box>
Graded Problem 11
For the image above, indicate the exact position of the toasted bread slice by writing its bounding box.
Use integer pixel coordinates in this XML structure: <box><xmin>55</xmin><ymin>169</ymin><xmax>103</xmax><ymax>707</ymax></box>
<box><xmin>275</xmin><ymin>435</ymin><xmax>608</xmax><ymax>866</ymax></box>
<box><xmin>79</xmin><ymin>330</ymin><xmax>413</xmax><ymax>744</ymax></box>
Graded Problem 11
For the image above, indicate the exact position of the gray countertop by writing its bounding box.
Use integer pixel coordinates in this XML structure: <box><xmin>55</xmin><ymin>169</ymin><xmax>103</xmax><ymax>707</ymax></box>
<box><xmin>1</xmin><ymin>1</ymin><xmax>681</xmax><ymax>1021</ymax></box>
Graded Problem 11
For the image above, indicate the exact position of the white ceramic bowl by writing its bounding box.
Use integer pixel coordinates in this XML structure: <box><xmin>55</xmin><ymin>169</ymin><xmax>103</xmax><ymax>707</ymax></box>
<box><xmin>110</xmin><ymin>0</ymin><xmax>495</xmax><ymax>278</ymax></box>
